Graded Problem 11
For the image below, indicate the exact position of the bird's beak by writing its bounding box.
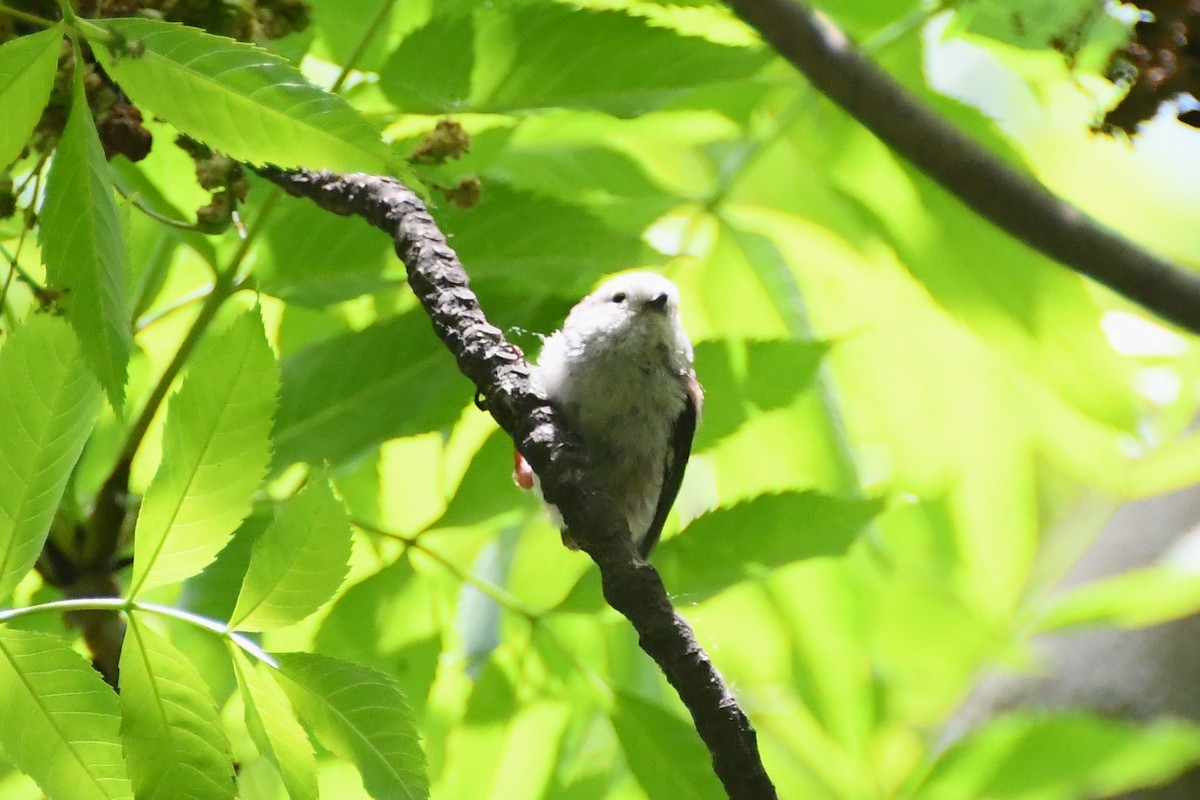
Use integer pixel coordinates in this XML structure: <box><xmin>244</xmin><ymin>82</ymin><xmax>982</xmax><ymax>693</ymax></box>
<box><xmin>645</xmin><ymin>292</ymin><xmax>669</xmax><ymax>312</ymax></box>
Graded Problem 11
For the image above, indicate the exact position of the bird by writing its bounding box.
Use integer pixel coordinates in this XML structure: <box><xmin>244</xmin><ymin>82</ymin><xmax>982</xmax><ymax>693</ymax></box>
<box><xmin>514</xmin><ymin>272</ymin><xmax>702</xmax><ymax>558</ymax></box>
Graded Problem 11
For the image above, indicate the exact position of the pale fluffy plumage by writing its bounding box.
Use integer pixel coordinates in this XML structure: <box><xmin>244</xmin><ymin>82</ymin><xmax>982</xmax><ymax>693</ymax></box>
<box><xmin>519</xmin><ymin>272</ymin><xmax>700</xmax><ymax>556</ymax></box>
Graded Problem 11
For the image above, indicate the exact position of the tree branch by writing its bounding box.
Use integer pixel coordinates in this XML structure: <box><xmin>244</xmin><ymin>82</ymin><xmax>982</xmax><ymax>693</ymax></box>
<box><xmin>722</xmin><ymin>0</ymin><xmax>1200</xmax><ymax>335</ymax></box>
<box><xmin>259</xmin><ymin>168</ymin><xmax>777</xmax><ymax>800</ymax></box>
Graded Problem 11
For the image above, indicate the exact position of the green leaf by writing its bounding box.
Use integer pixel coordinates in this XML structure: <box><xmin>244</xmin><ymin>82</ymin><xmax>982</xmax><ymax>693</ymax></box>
<box><xmin>231</xmin><ymin>650</ymin><xmax>318</xmax><ymax>800</ymax></box>
<box><xmin>438</xmin><ymin>673</ymin><xmax>571</xmax><ymax>799</ymax></box>
<box><xmin>38</xmin><ymin>61</ymin><xmax>132</xmax><ymax>411</ymax></box>
<box><xmin>920</xmin><ymin>713</ymin><xmax>1200</xmax><ymax>799</ymax></box>
<box><xmin>0</xmin><ymin>628</ymin><xmax>132</xmax><ymax>800</ymax></box>
<box><xmin>485</xmin><ymin>130</ymin><xmax>680</xmax><ymax>235</ymax></box>
<box><xmin>382</xmin><ymin>6</ymin><xmax>772</xmax><ymax>115</ymax></box>
<box><xmin>434</xmin><ymin>182</ymin><xmax>648</xmax><ymax>291</ymax></box>
<box><xmin>118</xmin><ymin>618</ymin><xmax>235</xmax><ymax>800</ymax></box>
<box><xmin>308</xmin><ymin>0</ymin><xmax>395</xmax><ymax>75</ymax></box>
<box><xmin>178</xmin><ymin>510</ymin><xmax>270</xmax><ymax>623</ymax></box>
<box><xmin>0</xmin><ymin>27</ymin><xmax>62</xmax><ymax>170</ymax></box>
<box><xmin>0</xmin><ymin>315</ymin><xmax>101</xmax><ymax>597</ymax></box>
<box><xmin>1037</xmin><ymin>566</ymin><xmax>1200</xmax><ymax>633</ymax></box>
<box><xmin>130</xmin><ymin>308</ymin><xmax>278</xmax><ymax>596</ymax></box>
<box><xmin>83</xmin><ymin>17</ymin><xmax>395</xmax><ymax>174</ymax></box>
<box><xmin>818</xmin><ymin>65</ymin><xmax>1138</xmax><ymax>439</ymax></box>
<box><xmin>230</xmin><ymin>472</ymin><xmax>352</xmax><ymax>631</ymax></box>
<box><xmin>431</xmin><ymin>428</ymin><xmax>530</xmax><ymax>531</ymax></box>
<box><xmin>722</xmin><ymin>224</ymin><xmax>813</xmax><ymax>338</ymax></box>
<box><xmin>961</xmin><ymin>0</ymin><xmax>1127</xmax><ymax>66</ymax></box>
<box><xmin>274</xmin><ymin>651</ymin><xmax>428</xmax><ymax>800</ymax></box>
<box><xmin>434</xmin><ymin>661</ymin><xmax>517</xmax><ymax>797</ymax></box>
<box><xmin>654</xmin><ymin>492</ymin><xmax>883</xmax><ymax>602</ymax></box>
<box><xmin>258</xmin><ymin>196</ymin><xmax>397</xmax><ymax>307</ymax></box>
<box><xmin>272</xmin><ymin>311</ymin><xmax>469</xmax><ymax>473</ymax></box>
<box><xmin>691</xmin><ymin>338</ymin><xmax>829</xmax><ymax>450</ymax></box>
<box><xmin>378</xmin><ymin>13</ymin><xmax>473</xmax><ymax>114</ymax></box>
<box><xmin>312</xmin><ymin>559</ymin><xmax>444</xmax><ymax>716</ymax></box>
<box><xmin>611</xmin><ymin>693</ymin><xmax>724</xmax><ymax>800</ymax></box>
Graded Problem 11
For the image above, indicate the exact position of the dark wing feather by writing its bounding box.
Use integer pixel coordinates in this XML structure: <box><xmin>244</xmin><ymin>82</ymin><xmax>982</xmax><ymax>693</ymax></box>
<box><xmin>639</xmin><ymin>373</ymin><xmax>703</xmax><ymax>558</ymax></box>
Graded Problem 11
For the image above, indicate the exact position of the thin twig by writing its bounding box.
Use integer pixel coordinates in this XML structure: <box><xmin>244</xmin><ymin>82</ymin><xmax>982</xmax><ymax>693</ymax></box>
<box><xmin>352</xmin><ymin>517</ymin><xmax>615</xmax><ymax>699</ymax></box>
<box><xmin>350</xmin><ymin>517</ymin><xmax>538</xmax><ymax>622</ymax></box>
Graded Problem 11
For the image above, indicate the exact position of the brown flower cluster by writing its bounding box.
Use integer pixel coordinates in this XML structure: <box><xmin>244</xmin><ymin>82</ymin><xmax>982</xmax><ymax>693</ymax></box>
<box><xmin>1104</xmin><ymin>0</ymin><xmax>1200</xmax><ymax>134</ymax></box>
<box><xmin>0</xmin><ymin>0</ymin><xmax>309</xmax><ymax>220</ymax></box>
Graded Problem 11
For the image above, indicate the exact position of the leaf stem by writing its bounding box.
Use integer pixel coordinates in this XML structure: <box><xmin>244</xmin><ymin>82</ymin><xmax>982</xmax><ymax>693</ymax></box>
<box><xmin>0</xmin><ymin>233</ymin><xmax>59</xmax><ymax>314</ymax></box>
<box><xmin>117</xmin><ymin>268</ymin><xmax>236</xmax><ymax>465</ymax></box>
<box><xmin>350</xmin><ymin>517</ymin><xmax>538</xmax><ymax>622</ymax></box>
<box><xmin>115</xmin><ymin>183</ymin><xmax>209</xmax><ymax>232</ymax></box>
<box><xmin>130</xmin><ymin>233</ymin><xmax>178</xmax><ymax>320</ymax></box>
<box><xmin>329</xmin><ymin>0</ymin><xmax>396</xmax><ymax>93</ymax></box>
<box><xmin>0</xmin><ymin>596</ymin><xmax>127</xmax><ymax>622</ymax></box>
<box><xmin>116</xmin><ymin>185</ymin><xmax>278</xmax><ymax>466</ymax></box>
<box><xmin>54</xmin><ymin>0</ymin><xmax>76</xmax><ymax>27</ymax></box>
<box><xmin>135</xmin><ymin>283</ymin><xmax>215</xmax><ymax>332</ymax></box>
<box><xmin>14</xmin><ymin>151</ymin><xmax>50</xmax><ymax>197</ymax></box>
<box><xmin>133</xmin><ymin>601</ymin><xmax>276</xmax><ymax>665</ymax></box>
<box><xmin>0</xmin><ymin>596</ymin><xmax>276</xmax><ymax>665</ymax></box>
<box><xmin>350</xmin><ymin>518</ymin><xmax>614</xmax><ymax>698</ymax></box>
<box><xmin>0</xmin><ymin>243</ymin><xmax>26</xmax><ymax>312</ymax></box>
<box><xmin>0</xmin><ymin>5</ymin><xmax>56</xmax><ymax>27</ymax></box>
<box><xmin>0</xmin><ymin>241</ymin><xmax>42</xmax><ymax>294</ymax></box>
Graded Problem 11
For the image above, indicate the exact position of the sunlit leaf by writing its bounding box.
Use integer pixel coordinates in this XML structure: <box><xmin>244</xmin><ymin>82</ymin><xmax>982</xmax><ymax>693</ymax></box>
<box><xmin>130</xmin><ymin>308</ymin><xmax>278</xmax><ymax>595</ymax></box>
<box><xmin>439</xmin><ymin>685</ymin><xmax>571</xmax><ymax>799</ymax></box>
<box><xmin>232</xmin><ymin>650</ymin><xmax>318</xmax><ymax>800</ymax></box>
<box><xmin>274</xmin><ymin>652</ymin><xmax>428</xmax><ymax>800</ymax></box>
<box><xmin>691</xmin><ymin>338</ymin><xmax>829</xmax><ymax>450</ymax></box>
<box><xmin>0</xmin><ymin>27</ymin><xmax>62</xmax><ymax>170</ymax></box>
<box><xmin>920</xmin><ymin>713</ymin><xmax>1200</xmax><ymax>799</ymax></box>
<box><xmin>382</xmin><ymin>5</ymin><xmax>771</xmax><ymax>115</ymax></box>
<box><xmin>38</xmin><ymin>63</ymin><xmax>132</xmax><ymax>410</ymax></box>
<box><xmin>258</xmin><ymin>196</ymin><xmax>397</xmax><ymax>307</ymax></box>
<box><xmin>612</xmin><ymin>693</ymin><xmax>724</xmax><ymax>800</ymax></box>
<box><xmin>177</xmin><ymin>510</ymin><xmax>270</xmax><ymax>623</ymax></box>
<box><xmin>313</xmin><ymin>559</ymin><xmax>444</xmax><ymax>717</ymax></box>
<box><xmin>0</xmin><ymin>628</ymin><xmax>132</xmax><ymax>800</ymax></box>
<box><xmin>0</xmin><ymin>315</ymin><xmax>101</xmax><ymax>598</ymax></box>
<box><xmin>654</xmin><ymin>492</ymin><xmax>883</xmax><ymax>601</ymax></box>
<box><xmin>272</xmin><ymin>311</ymin><xmax>469</xmax><ymax>473</ymax></box>
<box><xmin>84</xmin><ymin>17</ymin><xmax>397</xmax><ymax>174</ymax></box>
<box><xmin>230</xmin><ymin>472</ymin><xmax>352</xmax><ymax>631</ymax></box>
<box><xmin>430</xmin><ymin>428</ymin><xmax>530</xmax><ymax>531</ymax></box>
<box><xmin>118</xmin><ymin>618</ymin><xmax>235</xmax><ymax>800</ymax></box>
<box><xmin>434</xmin><ymin>182</ymin><xmax>648</xmax><ymax>291</ymax></box>
<box><xmin>1037</xmin><ymin>566</ymin><xmax>1200</xmax><ymax>633</ymax></box>
<box><xmin>435</xmin><ymin>660</ymin><xmax>517</xmax><ymax>797</ymax></box>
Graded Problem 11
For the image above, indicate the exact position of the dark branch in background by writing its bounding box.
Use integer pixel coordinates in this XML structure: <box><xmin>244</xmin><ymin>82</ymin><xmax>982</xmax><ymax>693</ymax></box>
<box><xmin>259</xmin><ymin>168</ymin><xmax>777</xmax><ymax>800</ymax></box>
<box><xmin>722</xmin><ymin>0</ymin><xmax>1200</xmax><ymax>336</ymax></box>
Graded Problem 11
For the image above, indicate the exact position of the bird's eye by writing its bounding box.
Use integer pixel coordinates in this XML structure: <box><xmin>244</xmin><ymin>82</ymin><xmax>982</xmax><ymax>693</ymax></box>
<box><xmin>611</xmin><ymin>292</ymin><xmax>627</xmax><ymax>303</ymax></box>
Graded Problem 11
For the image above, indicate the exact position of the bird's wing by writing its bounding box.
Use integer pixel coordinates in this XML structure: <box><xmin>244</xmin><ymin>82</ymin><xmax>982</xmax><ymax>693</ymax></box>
<box><xmin>639</xmin><ymin>373</ymin><xmax>703</xmax><ymax>558</ymax></box>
